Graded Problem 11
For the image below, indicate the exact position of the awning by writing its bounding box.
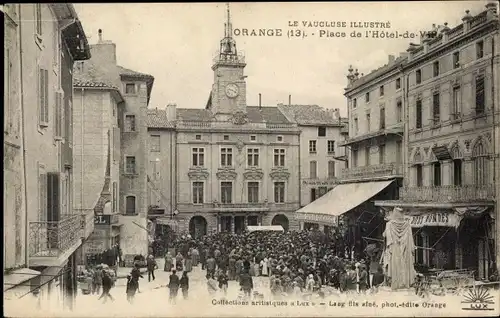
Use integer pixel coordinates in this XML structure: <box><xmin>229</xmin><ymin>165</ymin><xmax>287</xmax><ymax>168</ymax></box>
<box><xmin>247</xmin><ymin>225</ymin><xmax>284</xmax><ymax>233</ymax></box>
<box><xmin>295</xmin><ymin>180</ymin><xmax>394</xmax><ymax>223</ymax></box>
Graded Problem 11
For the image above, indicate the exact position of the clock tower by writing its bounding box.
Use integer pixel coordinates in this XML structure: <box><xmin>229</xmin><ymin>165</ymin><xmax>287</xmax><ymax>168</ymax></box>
<box><xmin>210</xmin><ymin>4</ymin><xmax>247</xmax><ymax>117</ymax></box>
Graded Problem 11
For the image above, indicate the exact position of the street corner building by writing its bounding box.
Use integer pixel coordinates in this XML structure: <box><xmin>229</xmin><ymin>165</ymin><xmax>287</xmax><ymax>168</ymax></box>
<box><xmin>3</xmin><ymin>3</ymin><xmax>91</xmax><ymax>311</ymax></box>
<box><xmin>146</xmin><ymin>8</ymin><xmax>312</xmax><ymax>238</ymax></box>
<box><xmin>72</xmin><ymin>29</ymin><xmax>153</xmax><ymax>263</ymax></box>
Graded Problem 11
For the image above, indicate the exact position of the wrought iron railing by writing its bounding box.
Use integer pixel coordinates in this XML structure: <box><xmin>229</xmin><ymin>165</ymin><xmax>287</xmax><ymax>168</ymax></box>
<box><xmin>29</xmin><ymin>214</ymin><xmax>81</xmax><ymax>257</ymax></box>
<box><xmin>341</xmin><ymin>163</ymin><xmax>403</xmax><ymax>180</ymax></box>
<box><xmin>400</xmin><ymin>185</ymin><xmax>495</xmax><ymax>202</ymax></box>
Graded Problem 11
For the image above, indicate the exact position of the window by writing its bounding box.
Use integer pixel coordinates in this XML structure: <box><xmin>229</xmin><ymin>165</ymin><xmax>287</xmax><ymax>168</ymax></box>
<box><xmin>379</xmin><ymin>85</ymin><xmax>384</xmax><ymax>96</ymax></box>
<box><xmin>354</xmin><ymin>118</ymin><xmax>359</xmax><ymax>134</ymax></box>
<box><xmin>472</xmin><ymin>142</ymin><xmax>488</xmax><ymax>185</ymax></box>
<box><xmin>352</xmin><ymin>149</ymin><xmax>358</xmax><ymax>167</ymax></box>
<box><xmin>125</xmin><ymin>196</ymin><xmax>136</xmax><ymax>215</ymax></box>
<box><xmin>192</xmin><ymin>182</ymin><xmax>204</xmax><ymax>204</ymax></box>
<box><xmin>35</xmin><ymin>3</ymin><xmax>42</xmax><ymax>36</ymax></box>
<box><xmin>220</xmin><ymin>182</ymin><xmax>232</xmax><ymax>204</ymax></box>
<box><xmin>365</xmin><ymin>92</ymin><xmax>370</xmax><ymax>103</ymax></box>
<box><xmin>475</xmin><ymin>75</ymin><xmax>485</xmax><ymax>115</ymax></box>
<box><xmin>247</xmin><ymin>182</ymin><xmax>259</xmax><ymax>203</ymax></box>
<box><xmin>364</xmin><ymin>147</ymin><xmax>370</xmax><ymax>166</ymax></box>
<box><xmin>416</xmin><ymin>99</ymin><xmax>423</xmax><ymax>129</ymax></box>
<box><xmin>415</xmin><ymin>164</ymin><xmax>423</xmax><ymax>187</ymax></box>
<box><xmin>125</xmin><ymin>115</ymin><xmax>136</xmax><ymax>132</ymax></box>
<box><xmin>250</xmin><ymin>135</ymin><xmax>256</xmax><ymax>141</ymax></box>
<box><xmin>125</xmin><ymin>156</ymin><xmax>136</xmax><ymax>174</ymax></box>
<box><xmin>453</xmin><ymin>159</ymin><xmax>463</xmax><ymax>186</ymax></box>
<box><xmin>274</xmin><ymin>148</ymin><xmax>285</xmax><ymax>167</ymax></box>
<box><xmin>379</xmin><ymin>108</ymin><xmax>385</xmax><ymax>129</ymax></box>
<box><xmin>453</xmin><ymin>51</ymin><xmax>460</xmax><ymax>68</ymax></box>
<box><xmin>366</xmin><ymin>113</ymin><xmax>371</xmax><ymax>132</ymax></box>
<box><xmin>318</xmin><ymin>126</ymin><xmax>326</xmax><ymax>137</ymax></box>
<box><xmin>150</xmin><ymin>135</ymin><xmax>160</xmax><ymax>152</ymax></box>
<box><xmin>476</xmin><ymin>41</ymin><xmax>484</xmax><ymax>59</ymax></box>
<box><xmin>327</xmin><ymin>140</ymin><xmax>335</xmax><ymax>154</ymax></box>
<box><xmin>416</xmin><ymin>69</ymin><xmax>422</xmax><ymax>84</ymax></box>
<box><xmin>310</xmin><ymin>188</ymin><xmax>317</xmax><ymax>202</ymax></box>
<box><xmin>277</xmin><ymin>135</ymin><xmax>283</xmax><ymax>142</ymax></box>
<box><xmin>192</xmin><ymin>148</ymin><xmax>205</xmax><ymax>167</ymax></box>
<box><xmin>309</xmin><ymin>140</ymin><xmax>317</xmax><ymax>153</ymax></box>
<box><xmin>112</xmin><ymin>182</ymin><xmax>118</xmax><ymax>212</ymax></box>
<box><xmin>379</xmin><ymin>144</ymin><xmax>385</xmax><ymax>164</ymax></box>
<box><xmin>353</xmin><ymin>98</ymin><xmax>357</xmax><ymax>108</ymax></box>
<box><xmin>247</xmin><ymin>148</ymin><xmax>259</xmax><ymax>167</ymax></box>
<box><xmin>38</xmin><ymin>68</ymin><xmax>49</xmax><ymax>126</ymax></box>
<box><xmin>220</xmin><ymin>148</ymin><xmax>233</xmax><ymax>167</ymax></box>
<box><xmin>309</xmin><ymin>161</ymin><xmax>317</xmax><ymax>178</ymax></box>
<box><xmin>274</xmin><ymin>182</ymin><xmax>285</xmax><ymax>203</ymax></box>
<box><xmin>38</xmin><ymin>164</ymin><xmax>47</xmax><ymax>222</ymax></box>
<box><xmin>396</xmin><ymin>100</ymin><xmax>402</xmax><ymax>122</ymax></box>
<box><xmin>432</xmin><ymin>92</ymin><xmax>440</xmax><ymax>124</ymax></box>
<box><xmin>433</xmin><ymin>61</ymin><xmax>440</xmax><ymax>77</ymax></box>
<box><xmin>54</xmin><ymin>91</ymin><xmax>64</xmax><ymax>139</ymax></box>
<box><xmin>433</xmin><ymin>162</ymin><xmax>441</xmax><ymax>186</ymax></box>
<box><xmin>125</xmin><ymin>83</ymin><xmax>136</xmax><ymax>94</ymax></box>
<box><xmin>223</xmin><ymin>135</ymin><xmax>229</xmax><ymax>141</ymax></box>
<box><xmin>452</xmin><ymin>86</ymin><xmax>461</xmax><ymax>117</ymax></box>
<box><xmin>396</xmin><ymin>78</ymin><xmax>401</xmax><ymax>90</ymax></box>
<box><xmin>195</xmin><ymin>134</ymin><xmax>201</xmax><ymax>140</ymax></box>
<box><xmin>328</xmin><ymin>161</ymin><xmax>335</xmax><ymax>178</ymax></box>
<box><xmin>396</xmin><ymin>141</ymin><xmax>402</xmax><ymax>164</ymax></box>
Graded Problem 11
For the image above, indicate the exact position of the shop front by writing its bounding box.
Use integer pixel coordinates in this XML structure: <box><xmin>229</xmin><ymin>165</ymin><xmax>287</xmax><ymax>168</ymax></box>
<box><xmin>216</xmin><ymin>213</ymin><xmax>264</xmax><ymax>234</ymax></box>
<box><xmin>407</xmin><ymin>208</ymin><xmax>494</xmax><ymax>280</ymax></box>
<box><xmin>83</xmin><ymin>214</ymin><xmax>122</xmax><ymax>266</ymax></box>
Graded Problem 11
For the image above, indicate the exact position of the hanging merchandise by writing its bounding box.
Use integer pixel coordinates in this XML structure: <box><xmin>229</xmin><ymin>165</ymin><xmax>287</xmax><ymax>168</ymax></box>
<box><xmin>383</xmin><ymin>207</ymin><xmax>416</xmax><ymax>290</ymax></box>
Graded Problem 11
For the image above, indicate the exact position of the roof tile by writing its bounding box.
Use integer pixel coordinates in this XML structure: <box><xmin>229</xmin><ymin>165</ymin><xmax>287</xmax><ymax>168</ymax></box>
<box><xmin>278</xmin><ymin>104</ymin><xmax>344</xmax><ymax>126</ymax></box>
<box><xmin>147</xmin><ymin>109</ymin><xmax>175</xmax><ymax>128</ymax></box>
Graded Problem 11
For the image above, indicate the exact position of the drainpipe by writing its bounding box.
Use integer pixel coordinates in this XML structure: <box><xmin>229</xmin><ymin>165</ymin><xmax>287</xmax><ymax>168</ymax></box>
<box><xmin>170</xmin><ymin>131</ymin><xmax>173</xmax><ymax>219</ymax></box>
<box><xmin>19</xmin><ymin>4</ymin><xmax>30</xmax><ymax>268</ymax></box>
<box><xmin>490</xmin><ymin>36</ymin><xmax>498</xmax><ymax>274</ymax></box>
<box><xmin>81</xmin><ymin>88</ymin><xmax>85</xmax><ymax>215</ymax></box>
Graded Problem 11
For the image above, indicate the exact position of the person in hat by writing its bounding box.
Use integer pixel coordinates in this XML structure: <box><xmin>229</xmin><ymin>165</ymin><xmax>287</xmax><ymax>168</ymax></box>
<box><xmin>180</xmin><ymin>271</ymin><xmax>189</xmax><ymax>300</ymax></box>
<box><xmin>168</xmin><ymin>270</ymin><xmax>180</xmax><ymax>304</ymax></box>
<box><xmin>98</xmin><ymin>269</ymin><xmax>115</xmax><ymax>303</ymax></box>
<box><xmin>358</xmin><ymin>263</ymin><xmax>368</xmax><ymax>293</ymax></box>
<box><xmin>92</xmin><ymin>265</ymin><xmax>103</xmax><ymax>295</ymax></box>
<box><xmin>147</xmin><ymin>254</ymin><xmax>157</xmax><ymax>282</ymax></box>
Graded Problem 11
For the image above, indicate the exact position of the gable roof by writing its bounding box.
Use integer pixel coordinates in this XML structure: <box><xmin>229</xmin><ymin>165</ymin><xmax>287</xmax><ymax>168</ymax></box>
<box><xmin>278</xmin><ymin>104</ymin><xmax>343</xmax><ymax>126</ymax></box>
<box><xmin>147</xmin><ymin>109</ymin><xmax>175</xmax><ymax>129</ymax></box>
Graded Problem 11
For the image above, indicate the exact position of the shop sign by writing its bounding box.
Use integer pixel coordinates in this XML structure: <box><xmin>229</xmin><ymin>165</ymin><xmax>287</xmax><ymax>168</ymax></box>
<box><xmin>409</xmin><ymin>213</ymin><xmax>461</xmax><ymax>228</ymax></box>
<box><xmin>91</xmin><ymin>229</ymin><xmax>108</xmax><ymax>238</ymax></box>
<box><xmin>303</xmin><ymin>179</ymin><xmax>337</xmax><ymax>186</ymax></box>
<box><xmin>95</xmin><ymin>215</ymin><xmax>111</xmax><ymax>225</ymax></box>
<box><xmin>295</xmin><ymin>212</ymin><xmax>338</xmax><ymax>225</ymax></box>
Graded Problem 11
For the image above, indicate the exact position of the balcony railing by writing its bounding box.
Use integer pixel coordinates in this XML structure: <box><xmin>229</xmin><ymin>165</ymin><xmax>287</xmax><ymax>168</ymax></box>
<box><xmin>341</xmin><ymin>163</ymin><xmax>403</xmax><ymax>180</ymax></box>
<box><xmin>29</xmin><ymin>214</ymin><xmax>82</xmax><ymax>258</ymax></box>
<box><xmin>400</xmin><ymin>185</ymin><xmax>495</xmax><ymax>203</ymax></box>
<box><xmin>80</xmin><ymin>210</ymin><xmax>95</xmax><ymax>240</ymax></box>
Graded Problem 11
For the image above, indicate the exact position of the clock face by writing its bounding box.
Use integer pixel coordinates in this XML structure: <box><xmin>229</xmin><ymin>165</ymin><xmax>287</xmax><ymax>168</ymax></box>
<box><xmin>225</xmin><ymin>83</ymin><xmax>239</xmax><ymax>98</ymax></box>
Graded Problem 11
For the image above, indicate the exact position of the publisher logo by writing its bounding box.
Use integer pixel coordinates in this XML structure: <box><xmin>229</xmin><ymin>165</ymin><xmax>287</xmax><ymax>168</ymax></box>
<box><xmin>461</xmin><ymin>287</ymin><xmax>494</xmax><ymax>311</ymax></box>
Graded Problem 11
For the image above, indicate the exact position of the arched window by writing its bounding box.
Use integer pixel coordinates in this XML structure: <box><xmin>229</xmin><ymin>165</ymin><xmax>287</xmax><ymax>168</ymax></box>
<box><xmin>125</xmin><ymin>196</ymin><xmax>136</xmax><ymax>215</ymax></box>
<box><xmin>472</xmin><ymin>141</ymin><xmax>489</xmax><ymax>185</ymax></box>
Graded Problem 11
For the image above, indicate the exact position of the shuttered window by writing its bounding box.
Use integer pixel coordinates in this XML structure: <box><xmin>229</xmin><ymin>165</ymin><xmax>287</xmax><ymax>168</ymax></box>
<box><xmin>38</xmin><ymin>68</ymin><xmax>49</xmax><ymax>126</ymax></box>
<box><xmin>47</xmin><ymin>172</ymin><xmax>60</xmax><ymax>222</ymax></box>
<box><xmin>38</xmin><ymin>164</ymin><xmax>47</xmax><ymax>222</ymax></box>
<box><xmin>54</xmin><ymin>92</ymin><xmax>64</xmax><ymax>139</ymax></box>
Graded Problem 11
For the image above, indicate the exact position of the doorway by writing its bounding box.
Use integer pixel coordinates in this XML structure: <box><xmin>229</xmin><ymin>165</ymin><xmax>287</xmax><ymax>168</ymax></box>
<box><xmin>234</xmin><ymin>216</ymin><xmax>245</xmax><ymax>234</ymax></box>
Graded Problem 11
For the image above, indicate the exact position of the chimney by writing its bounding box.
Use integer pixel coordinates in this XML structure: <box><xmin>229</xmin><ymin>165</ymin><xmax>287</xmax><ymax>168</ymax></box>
<box><xmin>258</xmin><ymin>94</ymin><xmax>262</xmax><ymax>108</ymax></box>
<box><xmin>166</xmin><ymin>103</ymin><xmax>177</xmax><ymax>121</ymax></box>
<box><xmin>288</xmin><ymin>95</ymin><xmax>292</xmax><ymax>106</ymax></box>
<box><xmin>90</xmin><ymin>29</ymin><xmax>117</xmax><ymax>65</ymax></box>
<box><xmin>388</xmin><ymin>55</ymin><xmax>395</xmax><ymax>64</ymax></box>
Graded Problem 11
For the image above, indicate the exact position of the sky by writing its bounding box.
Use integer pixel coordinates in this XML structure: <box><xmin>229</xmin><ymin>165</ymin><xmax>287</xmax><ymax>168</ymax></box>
<box><xmin>74</xmin><ymin>1</ymin><xmax>489</xmax><ymax>115</ymax></box>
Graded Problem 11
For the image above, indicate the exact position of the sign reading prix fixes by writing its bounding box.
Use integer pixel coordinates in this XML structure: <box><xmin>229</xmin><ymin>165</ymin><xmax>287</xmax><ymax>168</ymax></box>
<box><xmin>409</xmin><ymin>213</ymin><xmax>462</xmax><ymax>228</ymax></box>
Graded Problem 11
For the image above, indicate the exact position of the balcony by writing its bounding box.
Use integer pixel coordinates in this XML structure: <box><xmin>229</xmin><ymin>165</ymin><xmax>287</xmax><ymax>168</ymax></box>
<box><xmin>80</xmin><ymin>209</ymin><xmax>94</xmax><ymax>240</ymax></box>
<box><xmin>400</xmin><ymin>185</ymin><xmax>495</xmax><ymax>203</ymax></box>
<box><xmin>29</xmin><ymin>214</ymin><xmax>82</xmax><ymax>266</ymax></box>
<box><xmin>341</xmin><ymin>163</ymin><xmax>403</xmax><ymax>181</ymax></box>
<box><xmin>340</xmin><ymin>123</ymin><xmax>403</xmax><ymax>147</ymax></box>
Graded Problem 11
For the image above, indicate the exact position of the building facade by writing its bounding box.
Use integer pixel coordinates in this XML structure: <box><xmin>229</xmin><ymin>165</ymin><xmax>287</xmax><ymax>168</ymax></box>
<box><xmin>278</xmin><ymin>104</ymin><xmax>348</xmax><ymax>231</ymax></box>
<box><xmin>3</xmin><ymin>3</ymin><xmax>91</xmax><ymax>311</ymax></box>
<box><xmin>73</xmin><ymin>30</ymin><xmax>153</xmax><ymax>262</ymax></box>
<box><xmin>376</xmin><ymin>3</ymin><xmax>499</xmax><ymax>280</ymax></box>
<box><xmin>73</xmin><ymin>60</ymin><xmax>125</xmax><ymax>264</ymax></box>
<box><xmin>146</xmin><ymin>8</ymin><xmax>302</xmax><ymax>237</ymax></box>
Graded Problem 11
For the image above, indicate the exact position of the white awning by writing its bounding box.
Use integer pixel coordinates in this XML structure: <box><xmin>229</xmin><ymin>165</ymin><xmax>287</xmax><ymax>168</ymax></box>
<box><xmin>296</xmin><ymin>180</ymin><xmax>394</xmax><ymax>222</ymax></box>
<box><xmin>247</xmin><ymin>225</ymin><xmax>284</xmax><ymax>233</ymax></box>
